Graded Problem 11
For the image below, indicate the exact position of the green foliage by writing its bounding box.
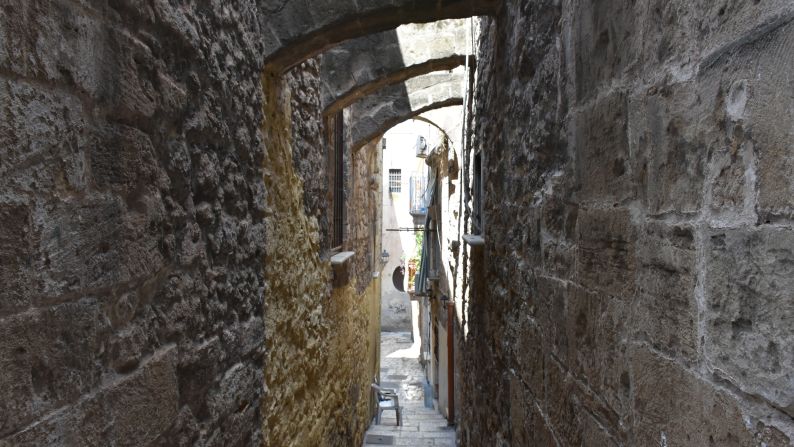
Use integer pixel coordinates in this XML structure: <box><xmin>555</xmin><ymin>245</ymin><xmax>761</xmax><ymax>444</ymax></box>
<box><xmin>412</xmin><ymin>231</ymin><xmax>424</xmax><ymax>271</ymax></box>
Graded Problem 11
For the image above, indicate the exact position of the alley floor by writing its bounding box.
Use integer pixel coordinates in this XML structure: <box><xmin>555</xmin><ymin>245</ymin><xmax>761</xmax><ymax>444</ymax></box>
<box><xmin>363</xmin><ymin>331</ymin><xmax>456</xmax><ymax>447</ymax></box>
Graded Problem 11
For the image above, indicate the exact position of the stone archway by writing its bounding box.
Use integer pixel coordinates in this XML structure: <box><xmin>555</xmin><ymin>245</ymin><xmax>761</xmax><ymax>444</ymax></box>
<box><xmin>262</xmin><ymin>0</ymin><xmax>499</xmax><ymax>72</ymax></box>
<box><xmin>348</xmin><ymin>71</ymin><xmax>465</xmax><ymax>151</ymax></box>
<box><xmin>319</xmin><ymin>19</ymin><xmax>474</xmax><ymax>115</ymax></box>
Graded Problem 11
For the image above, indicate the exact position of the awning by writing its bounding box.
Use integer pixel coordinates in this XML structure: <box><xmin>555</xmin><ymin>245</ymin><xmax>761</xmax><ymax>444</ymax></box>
<box><xmin>415</xmin><ymin>175</ymin><xmax>436</xmax><ymax>296</ymax></box>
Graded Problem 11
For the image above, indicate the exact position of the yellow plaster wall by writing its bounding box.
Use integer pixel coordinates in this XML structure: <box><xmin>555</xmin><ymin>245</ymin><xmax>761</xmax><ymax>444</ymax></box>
<box><xmin>261</xmin><ymin>74</ymin><xmax>381</xmax><ymax>447</ymax></box>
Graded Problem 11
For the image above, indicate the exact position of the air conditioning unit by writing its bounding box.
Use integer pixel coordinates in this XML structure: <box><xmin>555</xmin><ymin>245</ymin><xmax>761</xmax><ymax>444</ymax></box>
<box><xmin>415</xmin><ymin>136</ymin><xmax>427</xmax><ymax>158</ymax></box>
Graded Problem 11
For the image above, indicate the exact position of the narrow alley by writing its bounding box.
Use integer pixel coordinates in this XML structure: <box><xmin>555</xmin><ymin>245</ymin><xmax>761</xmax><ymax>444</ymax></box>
<box><xmin>1</xmin><ymin>1</ymin><xmax>793</xmax><ymax>446</ymax></box>
<box><xmin>363</xmin><ymin>332</ymin><xmax>456</xmax><ymax>447</ymax></box>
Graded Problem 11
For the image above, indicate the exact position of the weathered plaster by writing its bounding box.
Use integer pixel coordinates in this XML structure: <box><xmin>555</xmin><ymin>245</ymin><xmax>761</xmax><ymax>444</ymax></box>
<box><xmin>261</xmin><ymin>64</ymin><xmax>381</xmax><ymax>447</ymax></box>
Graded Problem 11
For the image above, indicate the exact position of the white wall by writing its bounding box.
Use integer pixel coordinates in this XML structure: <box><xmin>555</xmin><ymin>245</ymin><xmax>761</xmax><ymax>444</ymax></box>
<box><xmin>380</xmin><ymin>120</ymin><xmax>434</xmax><ymax>331</ymax></box>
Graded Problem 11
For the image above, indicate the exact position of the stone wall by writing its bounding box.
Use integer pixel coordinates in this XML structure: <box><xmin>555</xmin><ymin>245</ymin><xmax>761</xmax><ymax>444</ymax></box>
<box><xmin>261</xmin><ymin>62</ymin><xmax>382</xmax><ymax>447</ymax></box>
<box><xmin>0</xmin><ymin>2</ymin><xmax>382</xmax><ymax>446</ymax></box>
<box><xmin>461</xmin><ymin>1</ymin><xmax>794</xmax><ymax>445</ymax></box>
<box><xmin>0</xmin><ymin>1</ymin><xmax>268</xmax><ymax>445</ymax></box>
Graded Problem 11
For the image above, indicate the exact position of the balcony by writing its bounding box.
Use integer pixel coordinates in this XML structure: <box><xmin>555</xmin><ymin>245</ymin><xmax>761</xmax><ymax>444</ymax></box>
<box><xmin>409</xmin><ymin>175</ymin><xmax>429</xmax><ymax>225</ymax></box>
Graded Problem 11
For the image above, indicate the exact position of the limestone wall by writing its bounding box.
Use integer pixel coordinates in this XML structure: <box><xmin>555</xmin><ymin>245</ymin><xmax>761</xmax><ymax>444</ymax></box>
<box><xmin>262</xmin><ymin>62</ymin><xmax>382</xmax><ymax>447</ymax></box>
<box><xmin>461</xmin><ymin>1</ymin><xmax>794</xmax><ymax>445</ymax></box>
<box><xmin>0</xmin><ymin>2</ymin><xmax>268</xmax><ymax>444</ymax></box>
<box><xmin>0</xmin><ymin>2</ymin><xmax>382</xmax><ymax>445</ymax></box>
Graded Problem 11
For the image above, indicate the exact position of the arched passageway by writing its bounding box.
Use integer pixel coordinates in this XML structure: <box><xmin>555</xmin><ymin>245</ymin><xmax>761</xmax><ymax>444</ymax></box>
<box><xmin>349</xmin><ymin>71</ymin><xmax>465</xmax><ymax>151</ymax></box>
<box><xmin>4</xmin><ymin>0</ymin><xmax>794</xmax><ymax>446</ymax></box>
<box><xmin>319</xmin><ymin>19</ymin><xmax>473</xmax><ymax>115</ymax></box>
<box><xmin>262</xmin><ymin>0</ymin><xmax>498</xmax><ymax>71</ymax></box>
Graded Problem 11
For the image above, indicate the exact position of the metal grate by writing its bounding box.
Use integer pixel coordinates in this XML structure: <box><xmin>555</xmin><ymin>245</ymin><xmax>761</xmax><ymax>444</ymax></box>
<box><xmin>389</xmin><ymin>169</ymin><xmax>401</xmax><ymax>193</ymax></box>
<box><xmin>332</xmin><ymin>111</ymin><xmax>344</xmax><ymax>249</ymax></box>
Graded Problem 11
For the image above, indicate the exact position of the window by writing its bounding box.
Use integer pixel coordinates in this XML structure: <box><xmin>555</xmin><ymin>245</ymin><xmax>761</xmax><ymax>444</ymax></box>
<box><xmin>389</xmin><ymin>169</ymin><xmax>402</xmax><ymax>193</ymax></box>
<box><xmin>472</xmin><ymin>151</ymin><xmax>483</xmax><ymax>235</ymax></box>
<box><xmin>330</xmin><ymin>111</ymin><xmax>345</xmax><ymax>250</ymax></box>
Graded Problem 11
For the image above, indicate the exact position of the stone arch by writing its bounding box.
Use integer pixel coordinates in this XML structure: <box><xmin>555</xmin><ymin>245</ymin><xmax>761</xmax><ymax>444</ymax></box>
<box><xmin>348</xmin><ymin>70</ymin><xmax>465</xmax><ymax>151</ymax></box>
<box><xmin>415</xmin><ymin>105</ymin><xmax>465</xmax><ymax>150</ymax></box>
<box><xmin>262</xmin><ymin>0</ymin><xmax>499</xmax><ymax>72</ymax></box>
<box><xmin>414</xmin><ymin>115</ymin><xmax>455</xmax><ymax>144</ymax></box>
<box><xmin>319</xmin><ymin>19</ymin><xmax>475</xmax><ymax>115</ymax></box>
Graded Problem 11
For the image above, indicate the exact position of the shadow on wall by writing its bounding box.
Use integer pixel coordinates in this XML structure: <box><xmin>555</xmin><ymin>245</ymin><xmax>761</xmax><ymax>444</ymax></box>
<box><xmin>380</xmin><ymin>129</ymin><xmax>411</xmax><ymax>333</ymax></box>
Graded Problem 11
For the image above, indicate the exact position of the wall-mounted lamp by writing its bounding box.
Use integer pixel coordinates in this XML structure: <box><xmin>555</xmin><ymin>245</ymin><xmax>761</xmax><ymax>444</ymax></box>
<box><xmin>381</xmin><ymin>250</ymin><xmax>390</xmax><ymax>265</ymax></box>
<box><xmin>381</xmin><ymin>138</ymin><xmax>387</xmax><ymax>150</ymax></box>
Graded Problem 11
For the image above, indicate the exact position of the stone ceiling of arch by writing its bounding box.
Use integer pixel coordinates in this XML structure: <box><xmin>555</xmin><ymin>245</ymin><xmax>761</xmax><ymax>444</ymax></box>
<box><xmin>318</xmin><ymin>19</ymin><xmax>472</xmax><ymax>114</ymax></box>
<box><xmin>262</xmin><ymin>0</ymin><xmax>499</xmax><ymax>72</ymax></box>
<box><xmin>348</xmin><ymin>70</ymin><xmax>465</xmax><ymax>150</ymax></box>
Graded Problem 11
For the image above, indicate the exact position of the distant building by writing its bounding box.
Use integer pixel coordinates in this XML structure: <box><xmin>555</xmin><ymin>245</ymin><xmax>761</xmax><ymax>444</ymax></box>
<box><xmin>380</xmin><ymin>120</ymin><xmax>434</xmax><ymax>332</ymax></box>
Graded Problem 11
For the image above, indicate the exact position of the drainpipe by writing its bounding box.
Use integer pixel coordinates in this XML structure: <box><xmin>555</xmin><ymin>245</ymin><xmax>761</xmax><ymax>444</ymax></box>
<box><xmin>447</xmin><ymin>300</ymin><xmax>455</xmax><ymax>424</ymax></box>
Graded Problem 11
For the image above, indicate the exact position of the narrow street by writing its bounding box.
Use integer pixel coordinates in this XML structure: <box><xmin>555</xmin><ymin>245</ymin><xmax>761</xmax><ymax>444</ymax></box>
<box><xmin>4</xmin><ymin>1</ymin><xmax>794</xmax><ymax>445</ymax></box>
<box><xmin>363</xmin><ymin>332</ymin><xmax>456</xmax><ymax>447</ymax></box>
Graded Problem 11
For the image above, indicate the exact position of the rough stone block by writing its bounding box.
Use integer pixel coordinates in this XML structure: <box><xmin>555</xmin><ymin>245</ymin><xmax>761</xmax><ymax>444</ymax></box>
<box><xmin>628</xmin><ymin>82</ymin><xmax>711</xmax><ymax>215</ymax></box>
<box><xmin>545</xmin><ymin>357</ymin><xmax>622</xmax><ymax>446</ymax></box>
<box><xmin>208</xmin><ymin>362</ymin><xmax>262</xmax><ymax>425</ymax></box>
<box><xmin>221</xmin><ymin>316</ymin><xmax>265</xmax><ymax>361</ymax></box>
<box><xmin>2</xmin><ymin>2</ymin><xmax>162</xmax><ymax>119</ymax></box>
<box><xmin>705</xmin><ymin>228</ymin><xmax>794</xmax><ymax>414</ymax></box>
<box><xmin>106</xmin><ymin>322</ymin><xmax>149</xmax><ymax>374</ymax></box>
<box><xmin>0</xmin><ymin>80</ymin><xmax>87</xmax><ymax>178</ymax></box>
<box><xmin>541</xmin><ymin>197</ymin><xmax>578</xmax><ymax>241</ymax></box>
<box><xmin>572</xmin><ymin>1</ymin><xmax>640</xmax><ymax>101</ymax></box>
<box><xmin>0</xmin><ymin>300</ymin><xmax>103</xmax><ymax>437</ymax></box>
<box><xmin>0</xmin><ymin>202</ymin><xmax>34</xmax><ymax>316</ymax></box>
<box><xmin>541</xmin><ymin>240</ymin><xmax>576</xmax><ymax>281</ymax></box>
<box><xmin>510</xmin><ymin>317</ymin><xmax>544</xmax><ymax>401</ymax></box>
<box><xmin>508</xmin><ymin>375</ymin><xmax>556</xmax><ymax>446</ymax></box>
<box><xmin>5</xmin><ymin>346</ymin><xmax>179</xmax><ymax>446</ymax></box>
<box><xmin>565</xmin><ymin>286</ymin><xmax>631</xmax><ymax>418</ymax></box>
<box><xmin>153</xmin><ymin>271</ymin><xmax>212</xmax><ymax>342</ymax></box>
<box><xmin>630</xmin><ymin>346</ymin><xmax>756</xmax><ymax>446</ymax></box>
<box><xmin>534</xmin><ymin>276</ymin><xmax>568</xmax><ymax>363</ymax></box>
<box><xmin>268</xmin><ymin>0</ymin><xmax>317</xmax><ymax>43</ymax></box>
<box><xmin>0</xmin><ymin>2</ymin><xmax>120</xmax><ymax>100</ymax></box>
<box><xmin>632</xmin><ymin>222</ymin><xmax>698</xmax><ymax>361</ymax></box>
<box><xmin>33</xmin><ymin>195</ymin><xmax>166</xmax><ymax>300</ymax></box>
<box><xmin>0</xmin><ymin>80</ymin><xmax>93</xmax><ymax>203</ymax></box>
<box><xmin>541</xmin><ymin>198</ymin><xmax>578</xmax><ymax>279</ymax></box>
<box><xmin>100</xmin><ymin>347</ymin><xmax>180</xmax><ymax>445</ymax></box>
<box><xmin>575</xmin><ymin>208</ymin><xmax>636</xmax><ymax>298</ymax></box>
<box><xmin>696</xmin><ymin>0</ymin><xmax>794</xmax><ymax>60</ymax></box>
<box><xmin>150</xmin><ymin>0</ymin><xmax>203</xmax><ymax>55</ymax></box>
<box><xmin>148</xmin><ymin>406</ymin><xmax>200</xmax><ymax>447</ymax></box>
<box><xmin>574</xmin><ymin>91</ymin><xmax>633</xmax><ymax>205</ymax></box>
<box><xmin>177</xmin><ymin>337</ymin><xmax>222</xmax><ymax>421</ymax></box>
<box><xmin>709</xmin><ymin>142</ymin><xmax>753</xmax><ymax>216</ymax></box>
<box><xmin>740</xmin><ymin>21</ymin><xmax>794</xmax><ymax>218</ymax></box>
<box><xmin>102</xmin><ymin>31</ymin><xmax>160</xmax><ymax>121</ymax></box>
<box><xmin>90</xmin><ymin>124</ymin><xmax>166</xmax><ymax>198</ymax></box>
<box><xmin>635</xmin><ymin>0</ymin><xmax>700</xmax><ymax>72</ymax></box>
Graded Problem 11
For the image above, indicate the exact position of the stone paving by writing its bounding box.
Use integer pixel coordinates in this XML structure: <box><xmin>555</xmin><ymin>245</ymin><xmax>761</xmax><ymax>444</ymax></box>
<box><xmin>363</xmin><ymin>331</ymin><xmax>456</xmax><ymax>447</ymax></box>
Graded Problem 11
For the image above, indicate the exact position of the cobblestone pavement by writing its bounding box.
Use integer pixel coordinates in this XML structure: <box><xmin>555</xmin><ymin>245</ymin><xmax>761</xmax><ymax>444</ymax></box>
<box><xmin>363</xmin><ymin>331</ymin><xmax>456</xmax><ymax>447</ymax></box>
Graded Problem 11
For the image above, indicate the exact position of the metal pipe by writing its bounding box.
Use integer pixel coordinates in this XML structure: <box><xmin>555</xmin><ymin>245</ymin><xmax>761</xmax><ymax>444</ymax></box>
<box><xmin>447</xmin><ymin>301</ymin><xmax>455</xmax><ymax>424</ymax></box>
